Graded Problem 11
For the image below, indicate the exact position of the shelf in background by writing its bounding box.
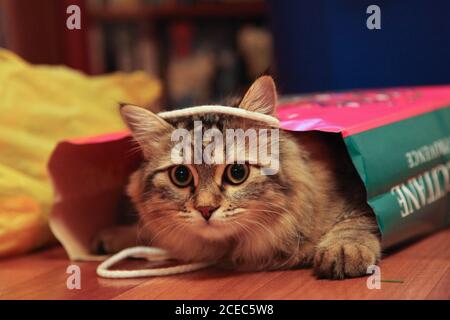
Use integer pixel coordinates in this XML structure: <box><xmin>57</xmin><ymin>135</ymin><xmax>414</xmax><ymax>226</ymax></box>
<box><xmin>87</xmin><ymin>2</ymin><xmax>268</xmax><ymax>21</ymax></box>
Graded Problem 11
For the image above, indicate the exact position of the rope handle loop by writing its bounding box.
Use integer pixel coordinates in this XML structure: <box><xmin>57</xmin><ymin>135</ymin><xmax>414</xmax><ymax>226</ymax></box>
<box><xmin>96</xmin><ymin>246</ymin><xmax>215</xmax><ymax>279</ymax></box>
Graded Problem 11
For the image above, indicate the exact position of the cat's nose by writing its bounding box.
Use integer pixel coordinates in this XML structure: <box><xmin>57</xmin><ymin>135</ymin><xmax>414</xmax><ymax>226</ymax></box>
<box><xmin>196</xmin><ymin>206</ymin><xmax>219</xmax><ymax>221</ymax></box>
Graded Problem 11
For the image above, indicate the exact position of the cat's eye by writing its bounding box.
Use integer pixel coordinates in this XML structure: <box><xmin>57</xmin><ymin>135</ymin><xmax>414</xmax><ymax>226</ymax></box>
<box><xmin>169</xmin><ymin>165</ymin><xmax>193</xmax><ymax>188</ymax></box>
<box><xmin>224</xmin><ymin>164</ymin><xmax>250</xmax><ymax>185</ymax></box>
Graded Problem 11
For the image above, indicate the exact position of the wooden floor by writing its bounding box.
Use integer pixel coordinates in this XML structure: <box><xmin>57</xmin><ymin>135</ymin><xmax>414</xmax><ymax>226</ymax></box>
<box><xmin>0</xmin><ymin>228</ymin><xmax>449</xmax><ymax>300</ymax></box>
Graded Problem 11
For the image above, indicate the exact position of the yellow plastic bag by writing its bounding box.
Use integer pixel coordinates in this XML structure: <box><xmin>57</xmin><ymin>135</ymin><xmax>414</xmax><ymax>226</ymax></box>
<box><xmin>0</xmin><ymin>50</ymin><xmax>161</xmax><ymax>258</ymax></box>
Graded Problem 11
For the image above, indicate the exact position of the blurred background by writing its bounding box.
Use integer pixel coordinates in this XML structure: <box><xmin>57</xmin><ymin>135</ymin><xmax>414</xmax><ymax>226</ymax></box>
<box><xmin>1</xmin><ymin>0</ymin><xmax>448</xmax><ymax>109</ymax></box>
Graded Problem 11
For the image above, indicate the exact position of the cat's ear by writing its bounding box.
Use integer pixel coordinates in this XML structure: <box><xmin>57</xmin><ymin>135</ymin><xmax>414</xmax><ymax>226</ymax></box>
<box><xmin>239</xmin><ymin>76</ymin><xmax>277</xmax><ymax>116</ymax></box>
<box><xmin>119</xmin><ymin>104</ymin><xmax>173</xmax><ymax>156</ymax></box>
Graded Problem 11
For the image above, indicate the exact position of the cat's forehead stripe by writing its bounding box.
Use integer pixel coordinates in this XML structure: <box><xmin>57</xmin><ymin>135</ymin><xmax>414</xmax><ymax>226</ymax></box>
<box><xmin>158</xmin><ymin>105</ymin><xmax>280</xmax><ymax>128</ymax></box>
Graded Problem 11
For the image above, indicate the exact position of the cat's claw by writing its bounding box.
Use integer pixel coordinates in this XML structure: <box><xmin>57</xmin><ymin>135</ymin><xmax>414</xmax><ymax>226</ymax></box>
<box><xmin>91</xmin><ymin>225</ymin><xmax>138</xmax><ymax>254</ymax></box>
<box><xmin>313</xmin><ymin>242</ymin><xmax>378</xmax><ymax>280</ymax></box>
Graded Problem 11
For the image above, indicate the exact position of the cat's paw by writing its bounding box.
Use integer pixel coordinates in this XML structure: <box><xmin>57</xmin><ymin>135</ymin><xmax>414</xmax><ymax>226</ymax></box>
<box><xmin>313</xmin><ymin>242</ymin><xmax>378</xmax><ymax>279</ymax></box>
<box><xmin>91</xmin><ymin>225</ymin><xmax>137</xmax><ymax>254</ymax></box>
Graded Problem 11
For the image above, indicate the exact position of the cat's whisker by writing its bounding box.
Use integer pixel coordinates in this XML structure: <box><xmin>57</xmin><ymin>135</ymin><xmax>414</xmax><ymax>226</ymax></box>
<box><xmin>246</xmin><ymin>208</ymin><xmax>284</xmax><ymax>216</ymax></box>
<box><xmin>230</xmin><ymin>220</ymin><xmax>255</xmax><ymax>241</ymax></box>
<box><xmin>238</xmin><ymin>216</ymin><xmax>284</xmax><ymax>243</ymax></box>
<box><xmin>278</xmin><ymin>232</ymin><xmax>302</xmax><ymax>269</ymax></box>
<box><xmin>148</xmin><ymin>223</ymin><xmax>176</xmax><ymax>245</ymax></box>
<box><xmin>136</xmin><ymin>219</ymin><xmax>151</xmax><ymax>244</ymax></box>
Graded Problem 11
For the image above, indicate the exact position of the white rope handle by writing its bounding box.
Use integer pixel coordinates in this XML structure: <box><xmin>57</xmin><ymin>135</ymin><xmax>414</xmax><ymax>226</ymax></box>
<box><xmin>96</xmin><ymin>246</ymin><xmax>215</xmax><ymax>279</ymax></box>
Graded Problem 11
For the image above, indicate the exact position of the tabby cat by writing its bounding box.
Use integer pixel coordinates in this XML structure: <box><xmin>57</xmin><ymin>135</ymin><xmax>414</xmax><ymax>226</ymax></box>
<box><xmin>93</xmin><ymin>76</ymin><xmax>381</xmax><ymax>279</ymax></box>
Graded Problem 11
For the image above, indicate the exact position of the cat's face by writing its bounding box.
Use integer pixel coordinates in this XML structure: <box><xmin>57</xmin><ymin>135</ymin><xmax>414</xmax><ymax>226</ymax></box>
<box><xmin>121</xmin><ymin>76</ymin><xmax>302</xmax><ymax>260</ymax></box>
<box><xmin>130</xmin><ymin>121</ymin><xmax>283</xmax><ymax>241</ymax></box>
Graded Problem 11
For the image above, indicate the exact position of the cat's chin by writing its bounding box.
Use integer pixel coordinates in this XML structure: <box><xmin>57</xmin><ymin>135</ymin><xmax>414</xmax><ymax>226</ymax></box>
<box><xmin>189</xmin><ymin>219</ymin><xmax>236</xmax><ymax>241</ymax></box>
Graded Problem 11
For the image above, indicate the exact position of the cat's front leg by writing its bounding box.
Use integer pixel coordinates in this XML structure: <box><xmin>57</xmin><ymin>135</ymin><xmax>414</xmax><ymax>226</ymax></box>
<box><xmin>91</xmin><ymin>224</ymin><xmax>140</xmax><ymax>254</ymax></box>
<box><xmin>313</xmin><ymin>215</ymin><xmax>381</xmax><ymax>279</ymax></box>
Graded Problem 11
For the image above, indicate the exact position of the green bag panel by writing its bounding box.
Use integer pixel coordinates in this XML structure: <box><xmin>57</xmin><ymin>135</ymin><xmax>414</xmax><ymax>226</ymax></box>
<box><xmin>344</xmin><ymin>107</ymin><xmax>450</xmax><ymax>247</ymax></box>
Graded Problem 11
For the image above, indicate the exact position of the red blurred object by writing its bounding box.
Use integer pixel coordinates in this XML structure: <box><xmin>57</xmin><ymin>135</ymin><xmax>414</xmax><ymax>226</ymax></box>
<box><xmin>170</xmin><ymin>22</ymin><xmax>193</xmax><ymax>58</ymax></box>
<box><xmin>2</xmin><ymin>0</ymin><xmax>89</xmax><ymax>73</ymax></box>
